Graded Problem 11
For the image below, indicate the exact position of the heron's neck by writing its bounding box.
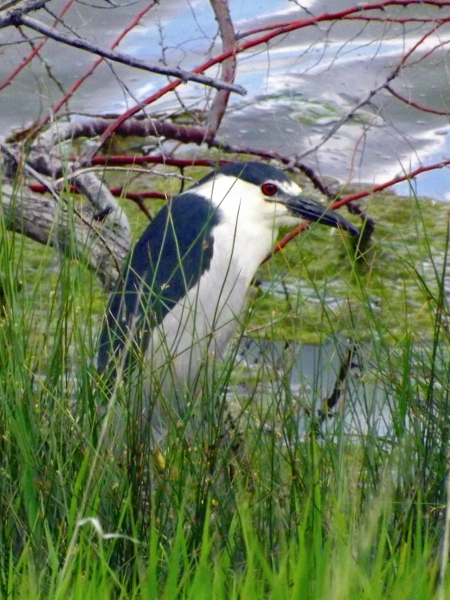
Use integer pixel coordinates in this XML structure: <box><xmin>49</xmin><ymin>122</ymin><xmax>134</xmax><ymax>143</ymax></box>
<box><xmin>213</xmin><ymin>218</ymin><xmax>277</xmax><ymax>287</ymax></box>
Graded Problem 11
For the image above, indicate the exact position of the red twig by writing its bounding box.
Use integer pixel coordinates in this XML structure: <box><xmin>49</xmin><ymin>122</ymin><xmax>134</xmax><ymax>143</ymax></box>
<box><xmin>344</xmin><ymin>15</ymin><xmax>447</xmax><ymax>23</ymax></box>
<box><xmin>36</xmin><ymin>2</ymin><xmax>156</xmax><ymax>132</ymax></box>
<box><xmin>333</xmin><ymin>159</ymin><xmax>450</xmax><ymax>209</ymax></box>
<box><xmin>89</xmin><ymin>155</ymin><xmax>227</xmax><ymax>168</ymax></box>
<box><xmin>0</xmin><ymin>0</ymin><xmax>74</xmax><ymax>93</ymax></box>
<box><xmin>386</xmin><ymin>84</ymin><xmax>450</xmax><ymax>115</ymax></box>
<box><xmin>238</xmin><ymin>1</ymin><xmax>450</xmax><ymax>38</ymax></box>
<box><xmin>87</xmin><ymin>152</ymin><xmax>331</xmax><ymax>197</ymax></box>
<box><xmin>265</xmin><ymin>157</ymin><xmax>450</xmax><ymax>260</ymax></box>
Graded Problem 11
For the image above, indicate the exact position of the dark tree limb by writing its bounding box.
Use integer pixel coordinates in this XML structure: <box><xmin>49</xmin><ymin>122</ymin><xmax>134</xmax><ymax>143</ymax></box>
<box><xmin>17</xmin><ymin>15</ymin><xmax>246</xmax><ymax>96</ymax></box>
<box><xmin>0</xmin><ymin>0</ymin><xmax>51</xmax><ymax>27</ymax></box>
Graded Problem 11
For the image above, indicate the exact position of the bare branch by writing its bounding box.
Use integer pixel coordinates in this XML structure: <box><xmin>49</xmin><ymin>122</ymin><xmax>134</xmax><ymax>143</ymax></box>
<box><xmin>386</xmin><ymin>84</ymin><xmax>450</xmax><ymax>115</ymax></box>
<box><xmin>207</xmin><ymin>0</ymin><xmax>237</xmax><ymax>134</ymax></box>
<box><xmin>0</xmin><ymin>181</ymin><xmax>129</xmax><ymax>289</ymax></box>
<box><xmin>0</xmin><ymin>0</ymin><xmax>51</xmax><ymax>27</ymax></box>
<box><xmin>237</xmin><ymin>1</ymin><xmax>450</xmax><ymax>39</ymax></box>
<box><xmin>34</xmin><ymin>116</ymin><xmax>211</xmax><ymax>152</ymax></box>
<box><xmin>2</xmin><ymin>131</ymin><xmax>131</xmax><ymax>289</ymax></box>
<box><xmin>16</xmin><ymin>15</ymin><xmax>247</xmax><ymax>95</ymax></box>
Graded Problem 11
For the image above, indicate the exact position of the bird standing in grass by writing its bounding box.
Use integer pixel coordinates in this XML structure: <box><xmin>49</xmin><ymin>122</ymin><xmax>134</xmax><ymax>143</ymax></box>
<box><xmin>97</xmin><ymin>161</ymin><xmax>358</xmax><ymax>444</ymax></box>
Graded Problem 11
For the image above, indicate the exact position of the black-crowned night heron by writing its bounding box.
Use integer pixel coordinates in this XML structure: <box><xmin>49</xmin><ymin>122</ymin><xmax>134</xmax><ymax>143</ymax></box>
<box><xmin>97</xmin><ymin>161</ymin><xmax>358</xmax><ymax>444</ymax></box>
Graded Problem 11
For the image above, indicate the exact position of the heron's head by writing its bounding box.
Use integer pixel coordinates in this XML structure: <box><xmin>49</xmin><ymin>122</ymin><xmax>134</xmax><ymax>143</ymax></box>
<box><xmin>191</xmin><ymin>161</ymin><xmax>358</xmax><ymax>237</ymax></box>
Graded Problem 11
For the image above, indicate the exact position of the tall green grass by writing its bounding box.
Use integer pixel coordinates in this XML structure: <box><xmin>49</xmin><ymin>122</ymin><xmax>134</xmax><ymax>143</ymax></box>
<box><xmin>1</xmin><ymin>179</ymin><xmax>450</xmax><ymax>599</ymax></box>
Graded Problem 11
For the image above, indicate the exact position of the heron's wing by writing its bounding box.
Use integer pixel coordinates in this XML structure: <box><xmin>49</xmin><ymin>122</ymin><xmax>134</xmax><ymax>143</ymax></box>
<box><xmin>96</xmin><ymin>193</ymin><xmax>219</xmax><ymax>380</ymax></box>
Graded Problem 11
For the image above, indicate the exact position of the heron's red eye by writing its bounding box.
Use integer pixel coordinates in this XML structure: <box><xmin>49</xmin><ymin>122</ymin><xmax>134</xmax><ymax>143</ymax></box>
<box><xmin>261</xmin><ymin>183</ymin><xmax>278</xmax><ymax>196</ymax></box>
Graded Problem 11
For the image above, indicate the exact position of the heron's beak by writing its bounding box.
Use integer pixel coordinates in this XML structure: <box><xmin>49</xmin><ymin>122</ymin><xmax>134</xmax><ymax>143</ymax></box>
<box><xmin>283</xmin><ymin>194</ymin><xmax>359</xmax><ymax>236</ymax></box>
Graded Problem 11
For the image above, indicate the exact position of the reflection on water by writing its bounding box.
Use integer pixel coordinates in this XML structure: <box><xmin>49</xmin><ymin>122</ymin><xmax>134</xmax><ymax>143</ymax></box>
<box><xmin>231</xmin><ymin>334</ymin><xmax>448</xmax><ymax>442</ymax></box>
